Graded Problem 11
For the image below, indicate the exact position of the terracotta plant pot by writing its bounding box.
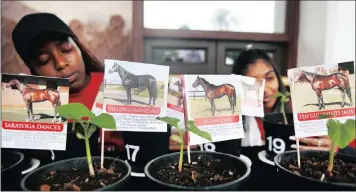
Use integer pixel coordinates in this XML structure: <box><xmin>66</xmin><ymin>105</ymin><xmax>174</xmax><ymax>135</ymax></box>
<box><xmin>144</xmin><ymin>151</ymin><xmax>251</xmax><ymax>191</ymax></box>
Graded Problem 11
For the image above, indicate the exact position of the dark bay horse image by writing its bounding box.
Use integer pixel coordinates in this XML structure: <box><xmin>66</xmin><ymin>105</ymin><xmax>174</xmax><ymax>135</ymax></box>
<box><xmin>241</xmin><ymin>79</ymin><xmax>261</xmax><ymax>107</ymax></box>
<box><xmin>109</xmin><ymin>62</ymin><xmax>158</xmax><ymax>106</ymax></box>
<box><xmin>192</xmin><ymin>76</ymin><xmax>236</xmax><ymax>116</ymax></box>
<box><xmin>173</xmin><ymin>80</ymin><xmax>184</xmax><ymax>106</ymax></box>
<box><xmin>6</xmin><ymin>79</ymin><xmax>62</xmax><ymax>122</ymax></box>
<box><xmin>296</xmin><ymin>70</ymin><xmax>353</xmax><ymax>110</ymax></box>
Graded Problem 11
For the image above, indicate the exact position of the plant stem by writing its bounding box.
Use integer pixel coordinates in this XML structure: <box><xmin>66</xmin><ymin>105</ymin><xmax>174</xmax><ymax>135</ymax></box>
<box><xmin>281</xmin><ymin>100</ymin><xmax>288</xmax><ymax>125</ymax></box>
<box><xmin>178</xmin><ymin>144</ymin><xmax>183</xmax><ymax>172</ymax></box>
<box><xmin>85</xmin><ymin>138</ymin><xmax>95</xmax><ymax>176</ymax></box>
<box><xmin>327</xmin><ymin>142</ymin><xmax>337</xmax><ymax>173</ymax></box>
<box><xmin>83</xmin><ymin>122</ymin><xmax>95</xmax><ymax>177</ymax></box>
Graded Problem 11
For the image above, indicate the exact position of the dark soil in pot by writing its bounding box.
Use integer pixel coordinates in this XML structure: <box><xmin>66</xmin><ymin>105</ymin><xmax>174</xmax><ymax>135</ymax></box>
<box><xmin>1</xmin><ymin>150</ymin><xmax>26</xmax><ymax>191</ymax></box>
<box><xmin>263</xmin><ymin>113</ymin><xmax>295</xmax><ymax>161</ymax></box>
<box><xmin>274</xmin><ymin>150</ymin><xmax>356</xmax><ymax>190</ymax></box>
<box><xmin>145</xmin><ymin>151</ymin><xmax>251</xmax><ymax>191</ymax></box>
<box><xmin>21</xmin><ymin>156</ymin><xmax>131</xmax><ymax>191</ymax></box>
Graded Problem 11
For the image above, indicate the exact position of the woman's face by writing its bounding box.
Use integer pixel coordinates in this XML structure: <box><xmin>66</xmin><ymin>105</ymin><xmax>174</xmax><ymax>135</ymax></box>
<box><xmin>245</xmin><ymin>59</ymin><xmax>280</xmax><ymax>111</ymax></box>
<box><xmin>30</xmin><ymin>36</ymin><xmax>88</xmax><ymax>93</ymax></box>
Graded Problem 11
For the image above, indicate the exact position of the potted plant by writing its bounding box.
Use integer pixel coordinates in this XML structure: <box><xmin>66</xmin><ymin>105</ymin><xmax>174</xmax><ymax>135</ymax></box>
<box><xmin>274</xmin><ymin>116</ymin><xmax>356</xmax><ymax>190</ymax></box>
<box><xmin>1</xmin><ymin>150</ymin><xmax>26</xmax><ymax>190</ymax></box>
<box><xmin>20</xmin><ymin>103</ymin><xmax>131</xmax><ymax>191</ymax></box>
<box><xmin>144</xmin><ymin>117</ymin><xmax>251</xmax><ymax>191</ymax></box>
<box><xmin>262</xmin><ymin>91</ymin><xmax>295</xmax><ymax>160</ymax></box>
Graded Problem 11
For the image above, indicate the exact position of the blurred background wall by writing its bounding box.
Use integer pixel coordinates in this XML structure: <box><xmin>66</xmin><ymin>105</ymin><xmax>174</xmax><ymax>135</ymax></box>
<box><xmin>2</xmin><ymin>1</ymin><xmax>355</xmax><ymax>75</ymax></box>
<box><xmin>297</xmin><ymin>1</ymin><xmax>355</xmax><ymax>66</ymax></box>
<box><xmin>1</xmin><ymin>1</ymin><xmax>132</xmax><ymax>74</ymax></box>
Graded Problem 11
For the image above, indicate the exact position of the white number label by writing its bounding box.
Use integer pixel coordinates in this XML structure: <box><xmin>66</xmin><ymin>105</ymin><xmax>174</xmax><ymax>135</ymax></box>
<box><xmin>125</xmin><ymin>144</ymin><xmax>140</xmax><ymax>162</ymax></box>
<box><xmin>266</xmin><ymin>136</ymin><xmax>285</xmax><ymax>154</ymax></box>
<box><xmin>198</xmin><ymin>143</ymin><xmax>216</xmax><ymax>152</ymax></box>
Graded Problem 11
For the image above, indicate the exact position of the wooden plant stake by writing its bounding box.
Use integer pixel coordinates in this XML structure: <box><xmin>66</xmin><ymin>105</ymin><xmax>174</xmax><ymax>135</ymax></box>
<box><xmin>187</xmin><ymin>142</ymin><xmax>191</xmax><ymax>164</ymax></box>
<box><xmin>296</xmin><ymin>138</ymin><xmax>301</xmax><ymax>168</ymax></box>
<box><xmin>101</xmin><ymin>129</ymin><xmax>105</xmax><ymax>169</ymax></box>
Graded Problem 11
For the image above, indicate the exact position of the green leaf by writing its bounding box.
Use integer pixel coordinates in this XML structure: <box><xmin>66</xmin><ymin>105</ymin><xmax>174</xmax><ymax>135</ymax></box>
<box><xmin>55</xmin><ymin>103</ymin><xmax>95</xmax><ymax>121</ymax></box>
<box><xmin>156</xmin><ymin>117</ymin><xmax>180</xmax><ymax>128</ymax></box>
<box><xmin>91</xmin><ymin>113</ymin><xmax>116</xmax><ymax>129</ymax></box>
<box><xmin>187</xmin><ymin>120</ymin><xmax>212</xmax><ymax>141</ymax></box>
<box><xmin>327</xmin><ymin>119</ymin><xmax>355</xmax><ymax>149</ymax></box>
<box><xmin>170</xmin><ymin>134</ymin><xmax>183</xmax><ymax>144</ymax></box>
<box><xmin>86</xmin><ymin>124</ymin><xmax>97</xmax><ymax>139</ymax></box>
<box><xmin>284</xmin><ymin>92</ymin><xmax>291</xmax><ymax>97</ymax></box>
<box><xmin>76</xmin><ymin>132</ymin><xmax>85</xmax><ymax>140</ymax></box>
<box><xmin>272</xmin><ymin>92</ymin><xmax>283</xmax><ymax>99</ymax></box>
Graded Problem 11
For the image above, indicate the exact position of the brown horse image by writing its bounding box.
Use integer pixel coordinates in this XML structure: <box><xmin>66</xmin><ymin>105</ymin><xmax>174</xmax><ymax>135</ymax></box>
<box><xmin>173</xmin><ymin>80</ymin><xmax>184</xmax><ymax>107</ymax></box>
<box><xmin>6</xmin><ymin>79</ymin><xmax>62</xmax><ymax>123</ymax></box>
<box><xmin>296</xmin><ymin>70</ymin><xmax>353</xmax><ymax>110</ymax></box>
<box><xmin>241</xmin><ymin>79</ymin><xmax>262</xmax><ymax>107</ymax></box>
<box><xmin>192</xmin><ymin>76</ymin><xmax>236</xmax><ymax>116</ymax></box>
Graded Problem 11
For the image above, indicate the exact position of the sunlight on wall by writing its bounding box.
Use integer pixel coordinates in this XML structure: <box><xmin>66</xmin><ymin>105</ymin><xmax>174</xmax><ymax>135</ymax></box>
<box><xmin>144</xmin><ymin>1</ymin><xmax>286</xmax><ymax>33</ymax></box>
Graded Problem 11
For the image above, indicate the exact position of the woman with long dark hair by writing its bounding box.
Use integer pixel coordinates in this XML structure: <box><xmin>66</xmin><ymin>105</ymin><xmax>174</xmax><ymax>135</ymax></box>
<box><xmin>231</xmin><ymin>48</ymin><xmax>339</xmax><ymax>150</ymax></box>
<box><xmin>11</xmin><ymin>13</ymin><xmax>124</xmax><ymax>163</ymax></box>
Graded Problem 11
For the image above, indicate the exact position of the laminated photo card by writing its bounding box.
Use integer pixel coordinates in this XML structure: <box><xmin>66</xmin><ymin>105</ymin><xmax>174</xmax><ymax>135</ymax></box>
<box><xmin>167</xmin><ymin>75</ymin><xmax>187</xmax><ymax>149</ymax></box>
<box><xmin>183</xmin><ymin>75</ymin><xmax>244</xmax><ymax>145</ymax></box>
<box><xmin>1</xmin><ymin>73</ymin><xmax>69</xmax><ymax>150</ymax></box>
<box><xmin>91</xmin><ymin>81</ymin><xmax>104</xmax><ymax>116</ymax></box>
<box><xmin>103</xmin><ymin>60</ymin><xmax>170</xmax><ymax>132</ymax></box>
<box><xmin>288</xmin><ymin>61</ymin><xmax>355</xmax><ymax>138</ymax></box>
<box><xmin>239</xmin><ymin>75</ymin><xmax>265</xmax><ymax>117</ymax></box>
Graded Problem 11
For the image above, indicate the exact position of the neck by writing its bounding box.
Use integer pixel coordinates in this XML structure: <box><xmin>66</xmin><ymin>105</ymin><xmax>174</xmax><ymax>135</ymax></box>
<box><xmin>264</xmin><ymin>107</ymin><xmax>273</xmax><ymax>114</ymax></box>
<box><xmin>118</xmin><ymin>71</ymin><xmax>126</xmax><ymax>81</ymax></box>
<box><xmin>16</xmin><ymin>83</ymin><xmax>26</xmax><ymax>95</ymax></box>
<box><xmin>70</xmin><ymin>73</ymin><xmax>90</xmax><ymax>94</ymax></box>
<box><xmin>202</xmin><ymin>83</ymin><xmax>211</xmax><ymax>92</ymax></box>
<box><xmin>303</xmin><ymin>72</ymin><xmax>314</xmax><ymax>83</ymax></box>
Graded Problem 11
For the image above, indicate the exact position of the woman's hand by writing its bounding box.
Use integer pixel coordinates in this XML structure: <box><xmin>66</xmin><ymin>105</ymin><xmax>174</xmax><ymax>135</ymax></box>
<box><xmin>290</xmin><ymin>136</ymin><xmax>332</xmax><ymax>151</ymax></box>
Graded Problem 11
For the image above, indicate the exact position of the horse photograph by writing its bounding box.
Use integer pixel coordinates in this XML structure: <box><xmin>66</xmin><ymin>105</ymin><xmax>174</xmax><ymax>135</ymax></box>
<box><xmin>1</xmin><ymin>74</ymin><xmax>69</xmax><ymax>123</ymax></box>
<box><xmin>104</xmin><ymin>60</ymin><xmax>167</xmax><ymax>109</ymax></box>
<box><xmin>241</xmin><ymin>76</ymin><xmax>264</xmax><ymax>108</ymax></box>
<box><xmin>168</xmin><ymin>75</ymin><xmax>184</xmax><ymax>108</ymax></box>
<box><xmin>185</xmin><ymin>75</ymin><xmax>241</xmax><ymax>118</ymax></box>
<box><xmin>240</xmin><ymin>76</ymin><xmax>265</xmax><ymax>117</ymax></box>
<box><xmin>290</xmin><ymin>61</ymin><xmax>355</xmax><ymax>112</ymax></box>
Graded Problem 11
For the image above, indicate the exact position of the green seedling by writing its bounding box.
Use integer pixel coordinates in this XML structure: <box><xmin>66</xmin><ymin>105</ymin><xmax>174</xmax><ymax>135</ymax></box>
<box><xmin>56</xmin><ymin>103</ymin><xmax>116</xmax><ymax>176</ymax></box>
<box><xmin>156</xmin><ymin>117</ymin><xmax>212</xmax><ymax>172</ymax></box>
<box><xmin>318</xmin><ymin>114</ymin><xmax>355</xmax><ymax>174</ymax></box>
<box><xmin>272</xmin><ymin>91</ymin><xmax>291</xmax><ymax>124</ymax></box>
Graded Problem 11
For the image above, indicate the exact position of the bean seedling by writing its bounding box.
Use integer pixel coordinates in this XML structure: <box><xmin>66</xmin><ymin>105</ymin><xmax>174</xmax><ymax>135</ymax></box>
<box><xmin>156</xmin><ymin>117</ymin><xmax>212</xmax><ymax>172</ymax></box>
<box><xmin>272</xmin><ymin>91</ymin><xmax>291</xmax><ymax>124</ymax></box>
<box><xmin>318</xmin><ymin>114</ymin><xmax>355</xmax><ymax>174</ymax></box>
<box><xmin>55</xmin><ymin>103</ymin><xmax>116</xmax><ymax>176</ymax></box>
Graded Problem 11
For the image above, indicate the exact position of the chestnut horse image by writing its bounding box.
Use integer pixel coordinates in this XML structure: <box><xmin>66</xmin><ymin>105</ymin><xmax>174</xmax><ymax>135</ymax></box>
<box><xmin>296</xmin><ymin>70</ymin><xmax>353</xmax><ymax>110</ymax></box>
<box><xmin>6</xmin><ymin>79</ymin><xmax>62</xmax><ymax>122</ymax></box>
<box><xmin>192</xmin><ymin>76</ymin><xmax>236</xmax><ymax>116</ymax></box>
<box><xmin>173</xmin><ymin>80</ymin><xmax>184</xmax><ymax>107</ymax></box>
